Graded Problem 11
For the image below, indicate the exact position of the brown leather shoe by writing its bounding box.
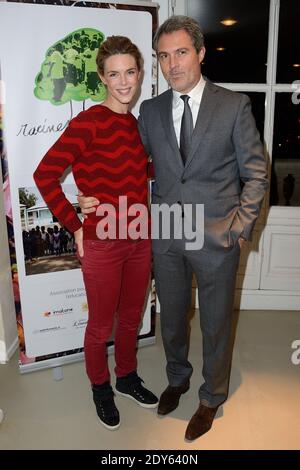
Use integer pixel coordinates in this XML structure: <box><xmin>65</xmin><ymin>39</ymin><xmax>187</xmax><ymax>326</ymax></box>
<box><xmin>157</xmin><ymin>380</ymin><xmax>190</xmax><ymax>415</ymax></box>
<box><xmin>185</xmin><ymin>403</ymin><xmax>218</xmax><ymax>441</ymax></box>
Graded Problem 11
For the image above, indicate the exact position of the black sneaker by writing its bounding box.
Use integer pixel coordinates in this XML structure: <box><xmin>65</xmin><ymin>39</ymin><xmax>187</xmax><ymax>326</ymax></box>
<box><xmin>92</xmin><ymin>382</ymin><xmax>120</xmax><ymax>430</ymax></box>
<box><xmin>115</xmin><ymin>372</ymin><xmax>158</xmax><ymax>409</ymax></box>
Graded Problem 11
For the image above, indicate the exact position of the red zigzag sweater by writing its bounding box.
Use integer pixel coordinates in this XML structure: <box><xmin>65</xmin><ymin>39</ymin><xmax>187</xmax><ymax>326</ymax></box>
<box><xmin>34</xmin><ymin>105</ymin><xmax>149</xmax><ymax>240</ymax></box>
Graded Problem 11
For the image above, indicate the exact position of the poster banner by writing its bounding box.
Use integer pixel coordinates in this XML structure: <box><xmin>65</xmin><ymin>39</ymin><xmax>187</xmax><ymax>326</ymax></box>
<box><xmin>0</xmin><ymin>1</ymin><xmax>158</xmax><ymax>370</ymax></box>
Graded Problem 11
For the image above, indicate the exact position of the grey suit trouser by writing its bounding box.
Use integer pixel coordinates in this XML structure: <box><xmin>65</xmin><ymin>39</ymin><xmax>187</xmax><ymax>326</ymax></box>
<box><xmin>153</xmin><ymin>238</ymin><xmax>240</xmax><ymax>408</ymax></box>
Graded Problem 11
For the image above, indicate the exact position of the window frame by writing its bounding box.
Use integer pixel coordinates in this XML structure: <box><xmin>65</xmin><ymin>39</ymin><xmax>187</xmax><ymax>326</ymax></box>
<box><xmin>186</xmin><ymin>0</ymin><xmax>298</xmax><ymax>210</ymax></box>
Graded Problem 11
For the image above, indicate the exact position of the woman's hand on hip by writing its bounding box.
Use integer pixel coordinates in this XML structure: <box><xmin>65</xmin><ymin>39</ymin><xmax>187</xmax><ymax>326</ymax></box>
<box><xmin>77</xmin><ymin>191</ymin><xmax>99</xmax><ymax>218</ymax></box>
<box><xmin>74</xmin><ymin>227</ymin><xmax>84</xmax><ymax>258</ymax></box>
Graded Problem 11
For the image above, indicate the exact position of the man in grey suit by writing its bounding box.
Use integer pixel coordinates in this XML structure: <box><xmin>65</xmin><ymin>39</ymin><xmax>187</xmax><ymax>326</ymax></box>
<box><xmin>78</xmin><ymin>16</ymin><xmax>268</xmax><ymax>441</ymax></box>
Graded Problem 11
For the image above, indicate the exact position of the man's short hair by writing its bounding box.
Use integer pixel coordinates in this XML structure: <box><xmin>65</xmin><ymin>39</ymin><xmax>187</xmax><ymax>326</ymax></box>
<box><xmin>153</xmin><ymin>15</ymin><xmax>204</xmax><ymax>53</ymax></box>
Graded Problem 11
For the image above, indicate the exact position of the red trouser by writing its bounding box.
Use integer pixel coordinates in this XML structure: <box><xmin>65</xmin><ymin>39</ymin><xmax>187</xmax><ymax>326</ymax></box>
<box><xmin>80</xmin><ymin>239</ymin><xmax>151</xmax><ymax>385</ymax></box>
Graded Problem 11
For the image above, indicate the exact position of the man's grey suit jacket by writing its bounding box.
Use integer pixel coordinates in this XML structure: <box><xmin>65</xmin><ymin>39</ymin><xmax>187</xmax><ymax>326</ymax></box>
<box><xmin>138</xmin><ymin>80</ymin><xmax>269</xmax><ymax>254</ymax></box>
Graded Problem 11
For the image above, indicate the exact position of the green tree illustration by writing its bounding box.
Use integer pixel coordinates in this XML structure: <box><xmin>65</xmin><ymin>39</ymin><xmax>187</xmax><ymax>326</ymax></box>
<box><xmin>34</xmin><ymin>28</ymin><xmax>107</xmax><ymax>117</ymax></box>
<box><xmin>19</xmin><ymin>188</ymin><xmax>37</xmax><ymax>208</ymax></box>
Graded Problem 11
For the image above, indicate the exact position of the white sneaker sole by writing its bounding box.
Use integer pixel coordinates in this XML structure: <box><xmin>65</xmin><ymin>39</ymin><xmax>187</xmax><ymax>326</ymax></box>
<box><xmin>98</xmin><ymin>417</ymin><xmax>121</xmax><ymax>431</ymax></box>
<box><xmin>115</xmin><ymin>390</ymin><xmax>158</xmax><ymax>409</ymax></box>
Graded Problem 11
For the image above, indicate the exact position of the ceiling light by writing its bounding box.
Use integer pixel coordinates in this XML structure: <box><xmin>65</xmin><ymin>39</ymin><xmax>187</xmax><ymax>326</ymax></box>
<box><xmin>221</xmin><ymin>19</ymin><xmax>237</xmax><ymax>26</ymax></box>
<box><xmin>216</xmin><ymin>47</ymin><xmax>226</xmax><ymax>51</ymax></box>
<box><xmin>292</xmin><ymin>64</ymin><xmax>300</xmax><ymax>68</ymax></box>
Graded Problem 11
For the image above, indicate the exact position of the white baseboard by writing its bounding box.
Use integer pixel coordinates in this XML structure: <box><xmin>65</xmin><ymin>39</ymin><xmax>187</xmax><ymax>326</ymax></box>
<box><xmin>236</xmin><ymin>289</ymin><xmax>300</xmax><ymax>311</ymax></box>
<box><xmin>0</xmin><ymin>335</ymin><xmax>19</xmax><ymax>364</ymax></box>
<box><xmin>193</xmin><ymin>288</ymin><xmax>300</xmax><ymax>311</ymax></box>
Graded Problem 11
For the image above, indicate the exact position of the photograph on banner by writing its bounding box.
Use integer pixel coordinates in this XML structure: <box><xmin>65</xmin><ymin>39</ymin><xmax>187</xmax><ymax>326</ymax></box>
<box><xmin>0</xmin><ymin>0</ymin><xmax>158</xmax><ymax>367</ymax></box>
<box><xmin>34</xmin><ymin>27</ymin><xmax>106</xmax><ymax>108</ymax></box>
<box><xmin>19</xmin><ymin>184</ymin><xmax>81</xmax><ymax>276</ymax></box>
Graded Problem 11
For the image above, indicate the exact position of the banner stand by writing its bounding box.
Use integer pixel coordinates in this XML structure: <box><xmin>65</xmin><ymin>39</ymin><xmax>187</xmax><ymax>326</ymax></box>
<box><xmin>19</xmin><ymin>337</ymin><xmax>155</xmax><ymax>375</ymax></box>
<box><xmin>0</xmin><ymin>0</ymin><xmax>158</xmax><ymax>374</ymax></box>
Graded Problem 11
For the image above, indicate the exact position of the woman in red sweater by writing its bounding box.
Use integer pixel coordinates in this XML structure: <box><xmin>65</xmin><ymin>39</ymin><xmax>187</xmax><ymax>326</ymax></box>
<box><xmin>34</xmin><ymin>36</ymin><xmax>158</xmax><ymax>430</ymax></box>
